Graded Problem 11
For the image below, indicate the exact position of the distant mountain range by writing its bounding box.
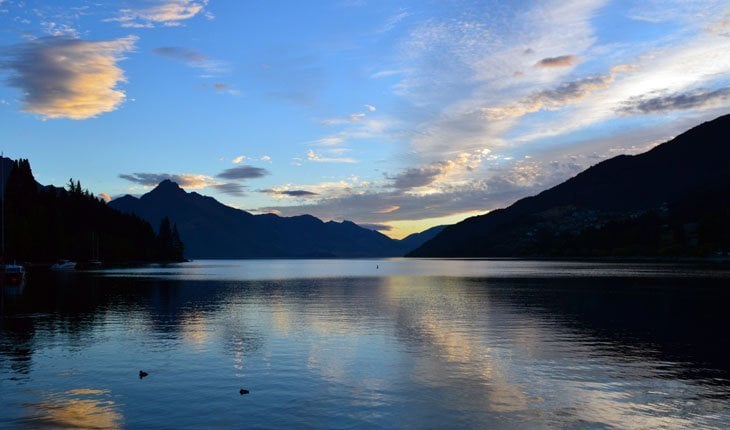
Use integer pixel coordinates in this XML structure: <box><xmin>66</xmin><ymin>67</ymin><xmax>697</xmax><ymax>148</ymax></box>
<box><xmin>410</xmin><ymin>114</ymin><xmax>730</xmax><ymax>257</ymax></box>
<box><xmin>110</xmin><ymin>180</ymin><xmax>445</xmax><ymax>258</ymax></box>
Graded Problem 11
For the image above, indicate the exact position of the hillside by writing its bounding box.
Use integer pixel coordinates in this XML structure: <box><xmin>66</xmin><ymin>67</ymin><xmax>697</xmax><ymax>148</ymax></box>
<box><xmin>110</xmin><ymin>180</ymin><xmax>438</xmax><ymax>258</ymax></box>
<box><xmin>409</xmin><ymin>114</ymin><xmax>730</xmax><ymax>257</ymax></box>
<box><xmin>1</xmin><ymin>158</ymin><xmax>180</xmax><ymax>263</ymax></box>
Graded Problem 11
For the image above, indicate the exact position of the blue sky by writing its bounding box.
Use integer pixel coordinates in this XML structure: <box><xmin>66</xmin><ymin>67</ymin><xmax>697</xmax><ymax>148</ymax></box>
<box><xmin>1</xmin><ymin>0</ymin><xmax>729</xmax><ymax>238</ymax></box>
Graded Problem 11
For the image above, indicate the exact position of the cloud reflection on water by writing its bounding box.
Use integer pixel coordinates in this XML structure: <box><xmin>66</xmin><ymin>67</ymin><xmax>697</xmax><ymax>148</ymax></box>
<box><xmin>25</xmin><ymin>388</ymin><xmax>122</xmax><ymax>429</ymax></box>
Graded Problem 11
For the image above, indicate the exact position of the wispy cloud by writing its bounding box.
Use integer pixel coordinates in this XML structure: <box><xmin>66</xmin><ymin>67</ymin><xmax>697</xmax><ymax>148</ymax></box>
<box><xmin>1</xmin><ymin>36</ymin><xmax>137</xmax><ymax>119</ymax></box>
<box><xmin>534</xmin><ymin>55</ymin><xmax>578</xmax><ymax>68</ymax></box>
<box><xmin>307</xmin><ymin>149</ymin><xmax>356</xmax><ymax>163</ymax></box>
<box><xmin>260</xmin><ymin>154</ymin><xmax>586</xmax><ymax>224</ymax></box>
<box><xmin>119</xmin><ymin>172</ymin><xmax>217</xmax><ymax>189</ymax></box>
<box><xmin>217</xmin><ymin>165</ymin><xmax>270</xmax><ymax>180</ymax></box>
<box><xmin>153</xmin><ymin>46</ymin><xmax>228</xmax><ymax>74</ymax></box>
<box><xmin>378</xmin><ymin>9</ymin><xmax>410</xmax><ymax>33</ymax></box>
<box><xmin>107</xmin><ymin>0</ymin><xmax>209</xmax><ymax>28</ymax></box>
<box><xmin>40</xmin><ymin>21</ymin><xmax>80</xmax><ymax>38</ymax></box>
<box><xmin>371</xmin><ymin>69</ymin><xmax>403</xmax><ymax>79</ymax></box>
<box><xmin>389</xmin><ymin>163</ymin><xmax>449</xmax><ymax>190</ymax></box>
<box><xmin>212</xmin><ymin>182</ymin><xmax>247</xmax><ymax>197</ymax></box>
<box><xmin>483</xmin><ymin>73</ymin><xmax>620</xmax><ymax>120</ymax></box>
<box><xmin>359</xmin><ymin>223</ymin><xmax>393</xmax><ymax>231</ymax></box>
<box><xmin>119</xmin><ymin>171</ymin><xmax>255</xmax><ymax>196</ymax></box>
<box><xmin>618</xmin><ymin>87</ymin><xmax>730</xmax><ymax>114</ymax></box>
<box><xmin>259</xmin><ymin>188</ymin><xmax>319</xmax><ymax>198</ymax></box>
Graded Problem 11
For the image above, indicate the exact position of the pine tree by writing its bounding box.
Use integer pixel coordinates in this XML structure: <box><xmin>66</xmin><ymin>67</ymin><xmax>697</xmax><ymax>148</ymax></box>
<box><xmin>171</xmin><ymin>223</ymin><xmax>185</xmax><ymax>261</ymax></box>
<box><xmin>158</xmin><ymin>216</ymin><xmax>173</xmax><ymax>260</ymax></box>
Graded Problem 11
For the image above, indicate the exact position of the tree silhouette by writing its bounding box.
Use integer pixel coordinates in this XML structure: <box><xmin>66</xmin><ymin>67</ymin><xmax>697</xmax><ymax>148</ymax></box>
<box><xmin>1</xmin><ymin>158</ymin><xmax>185</xmax><ymax>263</ymax></box>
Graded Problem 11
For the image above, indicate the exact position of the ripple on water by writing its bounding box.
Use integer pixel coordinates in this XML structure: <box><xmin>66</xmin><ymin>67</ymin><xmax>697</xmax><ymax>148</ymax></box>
<box><xmin>2</xmin><ymin>260</ymin><xmax>730</xmax><ymax>428</ymax></box>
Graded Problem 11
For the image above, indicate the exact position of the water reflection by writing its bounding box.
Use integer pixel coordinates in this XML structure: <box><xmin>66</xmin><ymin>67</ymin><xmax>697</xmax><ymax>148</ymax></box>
<box><xmin>23</xmin><ymin>388</ymin><xmax>122</xmax><ymax>429</ymax></box>
<box><xmin>1</xmin><ymin>261</ymin><xmax>730</xmax><ymax>428</ymax></box>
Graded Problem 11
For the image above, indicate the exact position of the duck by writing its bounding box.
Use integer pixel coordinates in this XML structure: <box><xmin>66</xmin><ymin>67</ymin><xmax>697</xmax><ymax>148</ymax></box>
<box><xmin>239</xmin><ymin>389</ymin><xmax>250</xmax><ymax>395</ymax></box>
<box><xmin>139</xmin><ymin>370</ymin><xmax>149</xmax><ymax>379</ymax></box>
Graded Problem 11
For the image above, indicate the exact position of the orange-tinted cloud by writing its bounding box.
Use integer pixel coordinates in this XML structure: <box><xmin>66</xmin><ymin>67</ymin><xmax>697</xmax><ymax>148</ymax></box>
<box><xmin>109</xmin><ymin>0</ymin><xmax>208</xmax><ymax>28</ymax></box>
<box><xmin>3</xmin><ymin>36</ymin><xmax>136</xmax><ymax>119</ymax></box>
<box><xmin>534</xmin><ymin>55</ymin><xmax>578</xmax><ymax>68</ymax></box>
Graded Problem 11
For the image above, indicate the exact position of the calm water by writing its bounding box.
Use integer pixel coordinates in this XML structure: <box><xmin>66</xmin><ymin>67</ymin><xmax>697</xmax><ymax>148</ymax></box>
<box><xmin>2</xmin><ymin>259</ymin><xmax>730</xmax><ymax>429</ymax></box>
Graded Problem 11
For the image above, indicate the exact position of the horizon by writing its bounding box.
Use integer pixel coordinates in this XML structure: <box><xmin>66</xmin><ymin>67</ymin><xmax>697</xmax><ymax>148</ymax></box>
<box><xmin>1</xmin><ymin>1</ymin><xmax>729</xmax><ymax>239</ymax></box>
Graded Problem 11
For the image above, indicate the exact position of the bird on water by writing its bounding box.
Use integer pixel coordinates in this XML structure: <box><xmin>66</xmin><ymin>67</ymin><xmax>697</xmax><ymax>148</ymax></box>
<box><xmin>139</xmin><ymin>370</ymin><xmax>149</xmax><ymax>379</ymax></box>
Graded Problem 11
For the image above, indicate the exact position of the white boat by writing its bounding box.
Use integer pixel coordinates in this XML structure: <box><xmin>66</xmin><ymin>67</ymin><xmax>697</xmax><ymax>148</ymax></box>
<box><xmin>1</xmin><ymin>263</ymin><xmax>25</xmax><ymax>286</ymax></box>
<box><xmin>50</xmin><ymin>260</ymin><xmax>77</xmax><ymax>271</ymax></box>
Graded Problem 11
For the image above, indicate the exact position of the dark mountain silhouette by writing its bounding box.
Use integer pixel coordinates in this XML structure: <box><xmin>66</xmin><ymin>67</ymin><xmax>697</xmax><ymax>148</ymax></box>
<box><xmin>398</xmin><ymin>225</ymin><xmax>447</xmax><ymax>251</ymax></box>
<box><xmin>110</xmin><ymin>180</ymin><xmax>438</xmax><ymax>258</ymax></box>
<box><xmin>409</xmin><ymin>114</ymin><xmax>730</xmax><ymax>257</ymax></box>
<box><xmin>1</xmin><ymin>158</ymin><xmax>183</xmax><ymax>263</ymax></box>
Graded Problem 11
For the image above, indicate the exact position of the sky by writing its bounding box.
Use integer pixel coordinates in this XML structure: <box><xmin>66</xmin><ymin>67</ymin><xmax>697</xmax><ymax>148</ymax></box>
<box><xmin>0</xmin><ymin>0</ymin><xmax>729</xmax><ymax>238</ymax></box>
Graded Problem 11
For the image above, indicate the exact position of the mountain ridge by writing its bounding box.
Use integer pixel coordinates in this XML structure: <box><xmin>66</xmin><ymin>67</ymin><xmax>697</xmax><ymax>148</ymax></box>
<box><xmin>409</xmin><ymin>114</ymin><xmax>730</xmax><ymax>257</ymax></box>
<box><xmin>110</xmin><ymin>180</ymin><xmax>439</xmax><ymax>258</ymax></box>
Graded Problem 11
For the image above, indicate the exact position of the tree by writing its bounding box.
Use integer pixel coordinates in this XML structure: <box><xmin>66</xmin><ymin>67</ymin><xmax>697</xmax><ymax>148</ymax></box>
<box><xmin>158</xmin><ymin>216</ymin><xmax>173</xmax><ymax>259</ymax></box>
<box><xmin>2</xmin><ymin>159</ymin><xmax>174</xmax><ymax>263</ymax></box>
<box><xmin>172</xmin><ymin>223</ymin><xmax>185</xmax><ymax>261</ymax></box>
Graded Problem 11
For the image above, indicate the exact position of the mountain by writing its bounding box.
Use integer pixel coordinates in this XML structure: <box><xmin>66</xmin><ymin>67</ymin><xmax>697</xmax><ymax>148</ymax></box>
<box><xmin>409</xmin><ymin>114</ymin><xmax>730</xmax><ymax>257</ymax></box>
<box><xmin>110</xmin><ymin>180</ymin><xmax>437</xmax><ymax>258</ymax></box>
<box><xmin>398</xmin><ymin>225</ymin><xmax>447</xmax><ymax>251</ymax></box>
<box><xmin>1</xmin><ymin>158</ymin><xmax>177</xmax><ymax>263</ymax></box>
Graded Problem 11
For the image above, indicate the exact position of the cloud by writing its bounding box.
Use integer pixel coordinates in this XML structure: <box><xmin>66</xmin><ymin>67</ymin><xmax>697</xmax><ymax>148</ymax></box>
<box><xmin>232</xmin><ymin>155</ymin><xmax>245</xmax><ymax>164</ymax></box>
<box><xmin>358</xmin><ymin>223</ymin><xmax>393</xmax><ymax>232</ymax></box>
<box><xmin>40</xmin><ymin>21</ymin><xmax>80</xmax><ymax>38</ymax></box>
<box><xmin>389</xmin><ymin>163</ymin><xmax>449</xmax><ymax>190</ymax></box>
<box><xmin>98</xmin><ymin>192</ymin><xmax>111</xmax><ymax>203</ymax></box>
<box><xmin>388</xmin><ymin>149</ymin><xmax>492</xmax><ymax>193</ymax></box>
<box><xmin>108</xmin><ymin>0</ymin><xmax>208</xmax><ymax>28</ymax></box>
<box><xmin>119</xmin><ymin>172</ymin><xmax>217</xmax><ymax>189</ymax></box>
<box><xmin>211</xmin><ymin>82</ymin><xmax>239</xmax><ymax>94</ymax></box>
<box><xmin>373</xmin><ymin>205</ymin><xmax>400</xmax><ymax>214</ymax></box>
<box><xmin>261</xmin><ymin>155</ymin><xmax>271</xmax><ymax>162</ymax></box>
<box><xmin>259</xmin><ymin>188</ymin><xmax>319</xmax><ymax>198</ymax></box>
<box><xmin>307</xmin><ymin>149</ymin><xmax>356</xmax><ymax>163</ymax></box>
<box><xmin>534</xmin><ymin>55</ymin><xmax>578</xmax><ymax>68</ymax></box>
<box><xmin>212</xmin><ymin>182</ymin><xmax>246</xmax><ymax>197</ymax></box>
<box><xmin>310</xmin><ymin>136</ymin><xmax>345</xmax><ymax>145</ymax></box>
<box><xmin>1</xmin><ymin>36</ymin><xmax>136</xmax><ymax>119</ymax></box>
<box><xmin>260</xmin><ymin>155</ymin><xmax>583</xmax><ymax>224</ymax></box>
<box><xmin>217</xmin><ymin>165</ymin><xmax>270</xmax><ymax>180</ymax></box>
<box><xmin>483</xmin><ymin>74</ymin><xmax>617</xmax><ymax>120</ymax></box>
<box><xmin>618</xmin><ymin>87</ymin><xmax>730</xmax><ymax>114</ymax></box>
<box><xmin>321</xmin><ymin>110</ymin><xmax>371</xmax><ymax>126</ymax></box>
<box><xmin>378</xmin><ymin>9</ymin><xmax>410</xmax><ymax>33</ymax></box>
<box><xmin>371</xmin><ymin>69</ymin><xmax>403</xmax><ymax>79</ymax></box>
<box><xmin>153</xmin><ymin>46</ymin><xmax>227</xmax><ymax>74</ymax></box>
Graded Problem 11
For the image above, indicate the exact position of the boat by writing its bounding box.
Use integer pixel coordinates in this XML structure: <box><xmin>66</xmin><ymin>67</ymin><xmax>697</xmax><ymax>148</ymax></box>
<box><xmin>1</xmin><ymin>262</ymin><xmax>25</xmax><ymax>286</ymax></box>
<box><xmin>50</xmin><ymin>259</ymin><xmax>77</xmax><ymax>271</ymax></box>
<box><xmin>1</xmin><ymin>154</ymin><xmax>25</xmax><ymax>287</ymax></box>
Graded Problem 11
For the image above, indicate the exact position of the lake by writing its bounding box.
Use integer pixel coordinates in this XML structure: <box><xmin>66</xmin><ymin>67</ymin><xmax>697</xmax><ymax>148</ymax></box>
<box><xmin>2</xmin><ymin>259</ymin><xmax>730</xmax><ymax>429</ymax></box>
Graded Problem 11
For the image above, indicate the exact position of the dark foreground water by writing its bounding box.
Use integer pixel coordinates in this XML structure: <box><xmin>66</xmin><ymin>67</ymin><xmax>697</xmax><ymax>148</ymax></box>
<box><xmin>2</xmin><ymin>259</ymin><xmax>730</xmax><ymax>429</ymax></box>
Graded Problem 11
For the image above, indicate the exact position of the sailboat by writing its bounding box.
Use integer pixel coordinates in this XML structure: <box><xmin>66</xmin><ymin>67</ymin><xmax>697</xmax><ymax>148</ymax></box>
<box><xmin>1</xmin><ymin>153</ymin><xmax>26</xmax><ymax>287</ymax></box>
<box><xmin>87</xmin><ymin>231</ymin><xmax>102</xmax><ymax>268</ymax></box>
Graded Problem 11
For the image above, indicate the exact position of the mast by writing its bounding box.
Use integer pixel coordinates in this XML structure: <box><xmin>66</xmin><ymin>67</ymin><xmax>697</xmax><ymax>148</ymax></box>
<box><xmin>1</xmin><ymin>151</ymin><xmax>4</xmax><ymax>262</ymax></box>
